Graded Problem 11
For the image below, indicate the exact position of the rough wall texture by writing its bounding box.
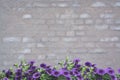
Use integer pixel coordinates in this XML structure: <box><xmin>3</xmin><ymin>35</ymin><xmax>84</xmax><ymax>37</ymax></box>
<box><xmin>0</xmin><ymin>0</ymin><xmax>120</xmax><ymax>70</ymax></box>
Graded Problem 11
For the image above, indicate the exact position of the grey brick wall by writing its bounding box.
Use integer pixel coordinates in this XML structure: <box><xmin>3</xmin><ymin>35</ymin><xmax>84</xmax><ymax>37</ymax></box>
<box><xmin>0</xmin><ymin>0</ymin><xmax>120</xmax><ymax>70</ymax></box>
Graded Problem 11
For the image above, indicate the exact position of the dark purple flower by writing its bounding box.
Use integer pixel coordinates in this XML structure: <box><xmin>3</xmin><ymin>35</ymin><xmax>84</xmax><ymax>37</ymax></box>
<box><xmin>3</xmin><ymin>77</ymin><xmax>9</xmax><ymax>80</ymax></box>
<box><xmin>85</xmin><ymin>62</ymin><xmax>92</xmax><ymax>67</ymax></box>
<box><xmin>110</xmin><ymin>75</ymin><xmax>117</xmax><ymax>80</ymax></box>
<box><xmin>118</xmin><ymin>68</ymin><xmax>120</xmax><ymax>74</ymax></box>
<box><xmin>5</xmin><ymin>69</ymin><xmax>13</xmax><ymax>78</ymax></box>
<box><xmin>28</xmin><ymin>60</ymin><xmax>35</xmax><ymax>66</ymax></box>
<box><xmin>52</xmin><ymin>70</ymin><xmax>60</xmax><ymax>77</ymax></box>
<box><xmin>106</xmin><ymin>68</ymin><xmax>115</xmax><ymax>75</ymax></box>
<box><xmin>66</xmin><ymin>77</ymin><xmax>71</xmax><ymax>80</ymax></box>
<box><xmin>40</xmin><ymin>63</ymin><xmax>47</xmax><ymax>68</ymax></box>
<box><xmin>29</xmin><ymin>66</ymin><xmax>36</xmax><ymax>71</ymax></box>
<box><xmin>74</xmin><ymin>58</ymin><xmax>80</xmax><ymax>64</ymax></box>
<box><xmin>32</xmin><ymin>72</ymin><xmax>40</xmax><ymax>79</ymax></box>
<box><xmin>77</xmin><ymin>74</ymin><xmax>82</xmax><ymax>80</ymax></box>
<box><xmin>61</xmin><ymin>70</ymin><xmax>70</xmax><ymax>77</ymax></box>
<box><xmin>97</xmin><ymin>68</ymin><xmax>105</xmax><ymax>75</ymax></box>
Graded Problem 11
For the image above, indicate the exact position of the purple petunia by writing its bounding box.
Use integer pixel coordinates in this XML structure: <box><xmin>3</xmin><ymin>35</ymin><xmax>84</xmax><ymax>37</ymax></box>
<box><xmin>118</xmin><ymin>68</ymin><xmax>120</xmax><ymax>74</ymax></box>
<box><xmin>1</xmin><ymin>58</ymin><xmax>120</xmax><ymax>80</ymax></box>
<box><xmin>106</xmin><ymin>68</ymin><xmax>115</xmax><ymax>75</ymax></box>
<box><xmin>32</xmin><ymin>72</ymin><xmax>40</xmax><ymax>79</ymax></box>
<box><xmin>85</xmin><ymin>62</ymin><xmax>92</xmax><ymax>67</ymax></box>
<box><xmin>52</xmin><ymin>70</ymin><xmax>61</xmax><ymax>77</ymax></box>
<box><xmin>3</xmin><ymin>77</ymin><xmax>9</xmax><ymax>80</ymax></box>
<box><xmin>40</xmin><ymin>63</ymin><xmax>47</xmax><ymax>69</ymax></box>
<box><xmin>97</xmin><ymin>68</ymin><xmax>105</xmax><ymax>75</ymax></box>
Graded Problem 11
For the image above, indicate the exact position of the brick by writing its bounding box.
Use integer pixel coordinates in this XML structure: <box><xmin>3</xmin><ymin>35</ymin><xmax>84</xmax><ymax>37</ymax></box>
<box><xmin>26</xmin><ymin>43</ymin><xmax>36</xmax><ymax>48</ymax></box>
<box><xmin>81</xmin><ymin>37</ymin><xmax>100</xmax><ymax>42</ymax></box>
<box><xmin>71</xmin><ymin>26</ymin><xmax>84</xmax><ymax>30</ymax></box>
<box><xmin>115</xmin><ymin>19</ymin><xmax>120</xmax><ymax>24</ymax></box>
<box><xmin>37</xmin><ymin>54</ymin><xmax>46</xmax><ymax>60</ymax></box>
<box><xmin>72</xmin><ymin>3</ymin><xmax>80</xmax><ymax>7</ymax></box>
<box><xmin>70</xmin><ymin>48</ymin><xmax>88</xmax><ymax>54</ymax></box>
<box><xmin>105</xmin><ymin>19</ymin><xmax>113</xmax><ymax>24</ymax></box>
<box><xmin>95</xmin><ymin>19</ymin><xmax>104</xmax><ymax>24</ymax></box>
<box><xmin>110</xmin><ymin>26</ymin><xmax>120</xmax><ymax>31</ymax></box>
<box><xmin>57</xmin><ymin>3</ymin><xmax>68</xmax><ymax>7</ymax></box>
<box><xmin>24</xmin><ymin>19</ymin><xmax>45</xmax><ymax>24</ymax></box>
<box><xmin>85</xmin><ymin>19</ymin><xmax>93</xmax><ymax>24</ymax></box>
<box><xmin>22</xmin><ymin>37</ymin><xmax>34</xmax><ymax>43</ymax></box>
<box><xmin>2</xmin><ymin>37</ymin><xmax>21</xmax><ymax>43</ymax></box>
<box><xmin>75</xmin><ymin>31</ymin><xmax>85</xmax><ymax>36</ymax></box>
<box><xmin>19</xmin><ymin>48</ymin><xmax>32</xmax><ymax>54</ymax></box>
<box><xmin>91</xmin><ymin>2</ymin><xmax>106</xmax><ymax>7</ymax></box>
<box><xmin>32</xmin><ymin>2</ymin><xmax>49</xmax><ymax>7</ymax></box>
<box><xmin>22</xmin><ymin>14</ymin><xmax>32</xmax><ymax>19</ymax></box>
<box><xmin>115</xmin><ymin>43</ymin><xmax>120</xmax><ymax>48</ymax></box>
<box><xmin>80</xmin><ymin>13</ymin><xmax>90</xmax><ymax>18</ymax></box>
<box><xmin>100</xmin><ymin>13</ymin><xmax>114</xmax><ymax>18</ymax></box>
<box><xmin>84</xmin><ymin>43</ymin><xmax>95</xmax><ymax>48</ymax></box>
<box><xmin>74</xmin><ymin>20</ymin><xmax>84</xmax><ymax>24</ymax></box>
<box><xmin>37</xmin><ymin>43</ymin><xmax>45</xmax><ymax>47</ymax></box>
<box><xmin>62</xmin><ymin>37</ymin><xmax>77</xmax><ymax>42</ymax></box>
<box><xmin>95</xmin><ymin>25</ymin><xmax>108</xmax><ymax>30</ymax></box>
<box><xmin>66</xmin><ymin>31</ymin><xmax>75</xmax><ymax>36</ymax></box>
<box><xmin>55</xmin><ymin>31</ymin><xmax>66</xmax><ymax>36</ymax></box>
<box><xmin>114</xmin><ymin>2</ymin><xmax>120</xmax><ymax>7</ymax></box>
<box><xmin>100</xmin><ymin>37</ymin><xmax>119</xmax><ymax>42</ymax></box>
<box><xmin>50</xmin><ymin>37</ymin><xmax>60</xmax><ymax>42</ymax></box>
<box><xmin>88</xmin><ymin>48</ymin><xmax>106</xmax><ymax>54</ymax></box>
<box><xmin>18</xmin><ymin>55</ymin><xmax>25</xmax><ymax>60</ymax></box>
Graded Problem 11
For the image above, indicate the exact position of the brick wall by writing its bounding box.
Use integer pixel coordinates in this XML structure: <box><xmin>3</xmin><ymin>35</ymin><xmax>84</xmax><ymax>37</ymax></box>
<box><xmin>0</xmin><ymin>0</ymin><xmax>120</xmax><ymax>70</ymax></box>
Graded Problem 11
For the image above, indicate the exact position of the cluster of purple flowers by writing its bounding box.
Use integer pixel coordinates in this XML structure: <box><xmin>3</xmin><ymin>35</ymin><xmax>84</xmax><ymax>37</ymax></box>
<box><xmin>0</xmin><ymin>58</ymin><xmax>120</xmax><ymax>80</ymax></box>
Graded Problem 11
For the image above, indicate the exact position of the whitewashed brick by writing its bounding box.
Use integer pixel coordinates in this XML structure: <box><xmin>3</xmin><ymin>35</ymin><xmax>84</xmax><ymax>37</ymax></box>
<box><xmin>56</xmin><ymin>31</ymin><xmax>66</xmax><ymax>36</ymax></box>
<box><xmin>71</xmin><ymin>26</ymin><xmax>84</xmax><ymax>30</ymax></box>
<box><xmin>37</xmin><ymin>43</ymin><xmax>45</xmax><ymax>47</ymax></box>
<box><xmin>57</xmin><ymin>3</ymin><xmax>68</xmax><ymax>7</ymax></box>
<box><xmin>75</xmin><ymin>32</ymin><xmax>85</xmax><ymax>36</ymax></box>
<box><xmin>18</xmin><ymin>55</ymin><xmax>25</xmax><ymax>60</ymax></box>
<box><xmin>41</xmin><ymin>37</ymin><xmax>49</xmax><ymax>42</ymax></box>
<box><xmin>115</xmin><ymin>43</ymin><xmax>120</xmax><ymax>48</ymax></box>
<box><xmin>20</xmin><ymin>48</ymin><xmax>31</xmax><ymax>54</ymax></box>
<box><xmin>26</xmin><ymin>43</ymin><xmax>36</xmax><ymax>48</ymax></box>
<box><xmin>100</xmin><ymin>37</ymin><xmax>119</xmax><ymax>42</ymax></box>
<box><xmin>3</xmin><ymin>37</ymin><xmax>21</xmax><ymax>43</ymax></box>
<box><xmin>100</xmin><ymin>14</ymin><xmax>113</xmax><ymax>18</ymax></box>
<box><xmin>46</xmin><ymin>54</ymin><xmax>56</xmax><ymax>59</ymax></box>
<box><xmin>105</xmin><ymin>19</ymin><xmax>113</xmax><ymax>24</ymax></box>
<box><xmin>48</xmin><ymin>37</ymin><xmax>60</xmax><ymax>42</ymax></box>
<box><xmin>66</xmin><ymin>31</ymin><xmax>75</xmax><ymax>36</ymax></box>
<box><xmin>37</xmin><ymin>55</ymin><xmax>46</xmax><ymax>60</ymax></box>
<box><xmin>95</xmin><ymin>25</ymin><xmax>108</xmax><ymax>30</ymax></box>
<box><xmin>80</xmin><ymin>13</ymin><xmax>90</xmax><ymax>18</ymax></box>
<box><xmin>85</xmin><ymin>19</ymin><xmax>93</xmax><ymax>24</ymax></box>
<box><xmin>75</xmin><ymin>20</ymin><xmax>84</xmax><ymax>24</ymax></box>
<box><xmin>85</xmin><ymin>43</ymin><xmax>95</xmax><ymax>47</ymax></box>
<box><xmin>22</xmin><ymin>37</ymin><xmax>34</xmax><ymax>43</ymax></box>
<box><xmin>90</xmin><ymin>48</ymin><xmax>105</xmax><ymax>53</ymax></box>
<box><xmin>72</xmin><ymin>3</ymin><xmax>80</xmax><ymax>7</ymax></box>
<box><xmin>91</xmin><ymin>2</ymin><xmax>106</xmax><ymax>7</ymax></box>
<box><xmin>95</xmin><ymin>19</ymin><xmax>104</xmax><ymax>24</ymax></box>
<box><xmin>22</xmin><ymin>14</ymin><xmax>32</xmax><ymax>19</ymax></box>
<box><xmin>114</xmin><ymin>2</ymin><xmax>120</xmax><ymax>7</ymax></box>
<box><xmin>115</xmin><ymin>19</ymin><xmax>120</xmax><ymax>24</ymax></box>
<box><xmin>62</xmin><ymin>37</ymin><xmax>77</xmax><ymax>42</ymax></box>
<box><xmin>110</xmin><ymin>26</ymin><xmax>120</xmax><ymax>31</ymax></box>
<box><xmin>32</xmin><ymin>3</ymin><xmax>48</xmax><ymax>7</ymax></box>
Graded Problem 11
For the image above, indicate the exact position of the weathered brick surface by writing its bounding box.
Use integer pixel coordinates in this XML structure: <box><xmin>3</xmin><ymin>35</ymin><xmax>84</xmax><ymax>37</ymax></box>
<box><xmin>0</xmin><ymin>0</ymin><xmax>120</xmax><ymax>71</ymax></box>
